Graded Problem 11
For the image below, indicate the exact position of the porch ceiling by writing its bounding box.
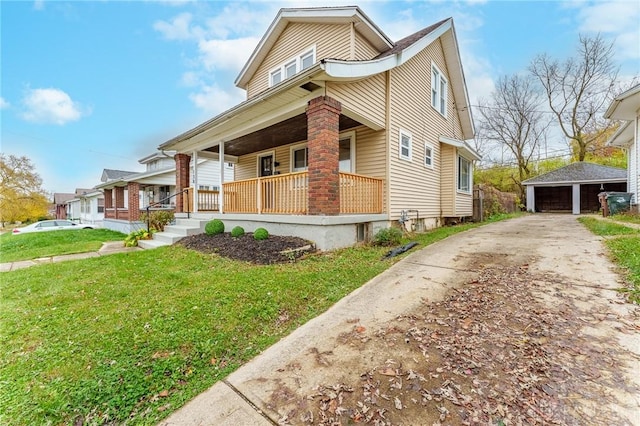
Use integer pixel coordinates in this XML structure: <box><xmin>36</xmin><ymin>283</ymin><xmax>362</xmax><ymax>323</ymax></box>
<box><xmin>205</xmin><ymin>114</ymin><xmax>362</xmax><ymax>156</ymax></box>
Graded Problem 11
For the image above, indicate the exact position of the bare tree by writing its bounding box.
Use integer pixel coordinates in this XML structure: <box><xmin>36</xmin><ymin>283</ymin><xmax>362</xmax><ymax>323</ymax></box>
<box><xmin>530</xmin><ymin>34</ymin><xmax>618</xmax><ymax>161</ymax></box>
<box><xmin>476</xmin><ymin>74</ymin><xmax>550</xmax><ymax>200</ymax></box>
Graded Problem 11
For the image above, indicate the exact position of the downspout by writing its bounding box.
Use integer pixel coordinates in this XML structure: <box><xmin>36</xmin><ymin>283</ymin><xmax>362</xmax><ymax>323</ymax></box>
<box><xmin>219</xmin><ymin>142</ymin><xmax>225</xmax><ymax>213</ymax></box>
<box><xmin>192</xmin><ymin>150</ymin><xmax>199</xmax><ymax>213</ymax></box>
<box><xmin>385</xmin><ymin>70</ymin><xmax>391</xmax><ymax>218</ymax></box>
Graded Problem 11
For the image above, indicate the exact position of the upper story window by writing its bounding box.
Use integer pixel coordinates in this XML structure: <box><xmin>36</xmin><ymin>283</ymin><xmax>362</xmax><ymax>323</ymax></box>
<box><xmin>431</xmin><ymin>63</ymin><xmax>448</xmax><ymax>117</ymax></box>
<box><xmin>269</xmin><ymin>46</ymin><xmax>316</xmax><ymax>87</ymax></box>
<box><xmin>399</xmin><ymin>129</ymin><xmax>412</xmax><ymax>161</ymax></box>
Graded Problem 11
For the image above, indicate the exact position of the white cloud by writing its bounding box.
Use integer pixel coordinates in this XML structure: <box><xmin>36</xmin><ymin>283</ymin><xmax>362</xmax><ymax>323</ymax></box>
<box><xmin>203</xmin><ymin>4</ymin><xmax>274</xmax><ymax>39</ymax></box>
<box><xmin>21</xmin><ymin>88</ymin><xmax>89</xmax><ymax>125</ymax></box>
<box><xmin>0</xmin><ymin>97</ymin><xmax>10</xmax><ymax>109</ymax></box>
<box><xmin>577</xmin><ymin>1</ymin><xmax>640</xmax><ymax>60</ymax></box>
<box><xmin>198</xmin><ymin>37</ymin><xmax>259</xmax><ymax>72</ymax></box>
<box><xmin>33</xmin><ymin>0</ymin><xmax>45</xmax><ymax>11</ymax></box>
<box><xmin>180</xmin><ymin>71</ymin><xmax>201</xmax><ymax>87</ymax></box>
<box><xmin>153</xmin><ymin>12</ymin><xmax>204</xmax><ymax>40</ymax></box>
<box><xmin>188</xmin><ymin>84</ymin><xmax>245</xmax><ymax>115</ymax></box>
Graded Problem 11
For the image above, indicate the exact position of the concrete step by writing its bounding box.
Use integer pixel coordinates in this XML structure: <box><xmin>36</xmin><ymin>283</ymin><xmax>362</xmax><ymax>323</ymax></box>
<box><xmin>164</xmin><ymin>224</ymin><xmax>203</xmax><ymax>237</ymax></box>
<box><xmin>156</xmin><ymin>231</ymin><xmax>186</xmax><ymax>245</ymax></box>
<box><xmin>138</xmin><ymin>239</ymin><xmax>170</xmax><ymax>249</ymax></box>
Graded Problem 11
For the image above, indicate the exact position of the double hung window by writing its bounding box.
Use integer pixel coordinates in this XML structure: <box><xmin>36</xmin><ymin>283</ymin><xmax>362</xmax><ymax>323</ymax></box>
<box><xmin>269</xmin><ymin>47</ymin><xmax>316</xmax><ymax>87</ymax></box>
<box><xmin>431</xmin><ymin>63</ymin><xmax>448</xmax><ymax>117</ymax></box>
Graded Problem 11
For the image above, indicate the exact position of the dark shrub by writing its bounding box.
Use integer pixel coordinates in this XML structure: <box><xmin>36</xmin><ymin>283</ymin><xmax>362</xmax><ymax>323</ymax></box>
<box><xmin>231</xmin><ymin>226</ymin><xmax>245</xmax><ymax>238</ymax></box>
<box><xmin>372</xmin><ymin>227</ymin><xmax>403</xmax><ymax>246</ymax></box>
<box><xmin>205</xmin><ymin>219</ymin><xmax>225</xmax><ymax>235</ymax></box>
<box><xmin>253</xmin><ymin>227</ymin><xmax>269</xmax><ymax>240</ymax></box>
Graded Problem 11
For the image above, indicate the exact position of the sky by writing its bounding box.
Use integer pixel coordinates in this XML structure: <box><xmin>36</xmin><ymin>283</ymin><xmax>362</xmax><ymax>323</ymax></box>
<box><xmin>2</xmin><ymin>0</ymin><xmax>639</xmax><ymax>194</ymax></box>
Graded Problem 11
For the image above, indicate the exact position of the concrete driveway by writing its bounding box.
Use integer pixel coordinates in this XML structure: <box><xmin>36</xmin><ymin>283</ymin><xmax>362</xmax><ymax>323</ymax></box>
<box><xmin>160</xmin><ymin>214</ymin><xmax>640</xmax><ymax>425</ymax></box>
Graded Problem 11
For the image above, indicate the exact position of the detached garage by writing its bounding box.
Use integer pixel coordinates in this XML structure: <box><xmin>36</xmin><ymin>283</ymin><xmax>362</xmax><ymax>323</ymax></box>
<box><xmin>523</xmin><ymin>162</ymin><xmax>627</xmax><ymax>214</ymax></box>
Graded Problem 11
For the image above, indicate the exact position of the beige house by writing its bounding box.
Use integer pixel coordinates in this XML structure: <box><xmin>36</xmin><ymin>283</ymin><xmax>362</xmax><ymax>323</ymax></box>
<box><xmin>155</xmin><ymin>6</ymin><xmax>479</xmax><ymax>250</ymax></box>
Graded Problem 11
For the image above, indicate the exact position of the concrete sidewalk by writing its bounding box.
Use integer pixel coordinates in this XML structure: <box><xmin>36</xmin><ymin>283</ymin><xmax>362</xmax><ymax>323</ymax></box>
<box><xmin>158</xmin><ymin>214</ymin><xmax>640</xmax><ymax>425</ymax></box>
<box><xmin>0</xmin><ymin>241</ymin><xmax>140</xmax><ymax>272</ymax></box>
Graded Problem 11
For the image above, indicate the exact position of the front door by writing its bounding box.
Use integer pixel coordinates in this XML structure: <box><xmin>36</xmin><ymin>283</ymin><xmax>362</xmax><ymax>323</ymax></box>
<box><xmin>259</xmin><ymin>154</ymin><xmax>274</xmax><ymax>177</ymax></box>
<box><xmin>258</xmin><ymin>154</ymin><xmax>274</xmax><ymax>212</ymax></box>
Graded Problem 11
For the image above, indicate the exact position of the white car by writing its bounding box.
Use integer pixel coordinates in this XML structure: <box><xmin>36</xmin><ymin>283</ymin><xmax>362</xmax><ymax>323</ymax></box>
<box><xmin>12</xmin><ymin>220</ymin><xmax>95</xmax><ymax>235</ymax></box>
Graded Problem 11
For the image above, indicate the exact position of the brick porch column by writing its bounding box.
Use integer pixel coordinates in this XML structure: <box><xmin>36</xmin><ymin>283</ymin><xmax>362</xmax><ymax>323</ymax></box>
<box><xmin>175</xmin><ymin>153</ymin><xmax>191</xmax><ymax>213</ymax></box>
<box><xmin>306</xmin><ymin>96</ymin><xmax>342</xmax><ymax>215</ymax></box>
<box><xmin>114</xmin><ymin>187</ymin><xmax>125</xmax><ymax>219</ymax></box>
<box><xmin>128</xmin><ymin>182</ymin><xmax>140</xmax><ymax>221</ymax></box>
<box><xmin>104</xmin><ymin>188</ymin><xmax>113</xmax><ymax>209</ymax></box>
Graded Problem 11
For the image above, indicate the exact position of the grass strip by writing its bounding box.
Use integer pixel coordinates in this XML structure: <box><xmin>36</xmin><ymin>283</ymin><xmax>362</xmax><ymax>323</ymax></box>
<box><xmin>0</xmin><ymin>229</ymin><xmax>127</xmax><ymax>263</ymax></box>
<box><xmin>578</xmin><ymin>216</ymin><xmax>640</xmax><ymax>304</ymax></box>
<box><xmin>577</xmin><ymin>217</ymin><xmax>640</xmax><ymax>236</ymax></box>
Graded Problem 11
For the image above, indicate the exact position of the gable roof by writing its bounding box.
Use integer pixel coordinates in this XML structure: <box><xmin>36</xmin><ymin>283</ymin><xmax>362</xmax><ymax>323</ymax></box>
<box><xmin>53</xmin><ymin>193</ymin><xmax>75</xmax><ymax>204</ymax></box>
<box><xmin>235</xmin><ymin>6</ymin><xmax>393</xmax><ymax>89</ymax></box>
<box><xmin>101</xmin><ymin>169</ymin><xmax>137</xmax><ymax>183</ymax></box>
<box><xmin>604</xmin><ymin>83</ymin><xmax>640</xmax><ymax>121</ymax></box>
<box><xmin>522</xmin><ymin>162</ymin><xmax>627</xmax><ymax>185</ymax></box>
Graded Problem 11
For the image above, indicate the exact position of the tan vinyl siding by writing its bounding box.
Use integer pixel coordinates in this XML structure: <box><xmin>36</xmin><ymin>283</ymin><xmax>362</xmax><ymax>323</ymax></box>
<box><xmin>326</xmin><ymin>74</ymin><xmax>386</xmax><ymax>129</ymax></box>
<box><xmin>354</xmin><ymin>30</ymin><xmax>381</xmax><ymax>60</ymax></box>
<box><xmin>246</xmin><ymin>23</ymin><xmax>352</xmax><ymax>98</ymax></box>
<box><xmin>353</xmin><ymin>126</ymin><xmax>386</xmax><ymax>178</ymax></box>
<box><xmin>386</xmin><ymin>38</ymin><xmax>466</xmax><ymax>220</ymax></box>
<box><xmin>235</xmin><ymin>144</ymin><xmax>295</xmax><ymax>181</ymax></box>
<box><xmin>455</xmin><ymin>190</ymin><xmax>473</xmax><ymax>215</ymax></box>
<box><xmin>440</xmin><ymin>144</ymin><xmax>455</xmax><ymax>216</ymax></box>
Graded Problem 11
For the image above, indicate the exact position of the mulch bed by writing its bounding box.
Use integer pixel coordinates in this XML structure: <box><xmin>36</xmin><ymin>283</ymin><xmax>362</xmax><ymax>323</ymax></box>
<box><xmin>176</xmin><ymin>232</ymin><xmax>315</xmax><ymax>264</ymax></box>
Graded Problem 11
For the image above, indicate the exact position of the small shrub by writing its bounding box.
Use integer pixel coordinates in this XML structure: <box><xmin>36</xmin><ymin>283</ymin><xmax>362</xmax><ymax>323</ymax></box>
<box><xmin>205</xmin><ymin>219</ymin><xmax>225</xmax><ymax>235</ymax></box>
<box><xmin>231</xmin><ymin>226</ymin><xmax>245</xmax><ymax>238</ymax></box>
<box><xmin>253</xmin><ymin>227</ymin><xmax>269</xmax><ymax>240</ymax></box>
<box><xmin>140</xmin><ymin>210</ymin><xmax>175</xmax><ymax>232</ymax></box>
<box><xmin>124</xmin><ymin>229</ymin><xmax>153</xmax><ymax>247</ymax></box>
<box><xmin>372</xmin><ymin>227</ymin><xmax>403</xmax><ymax>246</ymax></box>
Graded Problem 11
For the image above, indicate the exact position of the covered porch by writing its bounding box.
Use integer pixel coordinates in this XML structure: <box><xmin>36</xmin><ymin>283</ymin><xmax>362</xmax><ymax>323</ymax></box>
<box><xmin>170</xmin><ymin>94</ymin><xmax>387</xmax><ymax>218</ymax></box>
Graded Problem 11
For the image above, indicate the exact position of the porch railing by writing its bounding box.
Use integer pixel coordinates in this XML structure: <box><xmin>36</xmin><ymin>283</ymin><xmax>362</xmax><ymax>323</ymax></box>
<box><xmin>104</xmin><ymin>208</ymin><xmax>130</xmax><ymax>220</ymax></box>
<box><xmin>186</xmin><ymin>188</ymin><xmax>221</xmax><ymax>212</ymax></box>
<box><xmin>222</xmin><ymin>171</ymin><xmax>383</xmax><ymax>214</ymax></box>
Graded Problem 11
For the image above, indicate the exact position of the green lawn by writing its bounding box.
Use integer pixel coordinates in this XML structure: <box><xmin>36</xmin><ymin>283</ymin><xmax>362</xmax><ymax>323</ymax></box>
<box><xmin>0</xmin><ymin>218</ymin><xmax>503</xmax><ymax>426</ymax></box>
<box><xmin>578</xmin><ymin>216</ymin><xmax>640</xmax><ymax>304</ymax></box>
<box><xmin>610</xmin><ymin>211</ymin><xmax>640</xmax><ymax>225</ymax></box>
<box><xmin>0</xmin><ymin>229</ymin><xmax>127</xmax><ymax>263</ymax></box>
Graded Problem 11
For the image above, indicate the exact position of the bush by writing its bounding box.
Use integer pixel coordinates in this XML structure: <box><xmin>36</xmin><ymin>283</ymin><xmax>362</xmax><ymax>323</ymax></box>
<box><xmin>372</xmin><ymin>227</ymin><xmax>403</xmax><ymax>246</ymax></box>
<box><xmin>124</xmin><ymin>229</ymin><xmax>153</xmax><ymax>247</ymax></box>
<box><xmin>231</xmin><ymin>226</ymin><xmax>245</xmax><ymax>238</ymax></box>
<box><xmin>253</xmin><ymin>227</ymin><xmax>269</xmax><ymax>240</ymax></box>
<box><xmin>205</xmin><ymin>219</ymin><xmax>224</xmax><ymax>235</ymax></box>
<box><xmin>140</xmin><ymin>210</ymin><xmax>175</xmax><ymax>232</ymax></box>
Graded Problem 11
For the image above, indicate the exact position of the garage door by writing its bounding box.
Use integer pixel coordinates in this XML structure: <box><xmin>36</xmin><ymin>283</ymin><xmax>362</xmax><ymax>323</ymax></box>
<box><xmin>535</xmin><ymin>186</ymin><xmax>572</xmax><ymax>212</ymax></box>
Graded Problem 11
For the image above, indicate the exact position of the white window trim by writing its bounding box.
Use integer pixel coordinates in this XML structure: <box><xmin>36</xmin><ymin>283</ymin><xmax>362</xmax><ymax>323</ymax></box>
<box><xmin>457</xmin><ymin>154</ymin><xmax>472</xmax><ymax>194</ymax></box>
<box><xmin>399</xmin><ymin>129</ymin><xmax>412</xmax><ymax>161</ymax></box>
<box><xmin>289</xmin><ymin>142</ymin><xmax>308</xmax><ymax>172</ymax></box>
<box><xmin>424</xmin><ymin>143</ymin><xmax>434</xmax><ymax>169</ymax></box>
<box><xmin>268</xmin><ymin>45</ymin><xmax>316</xmax><ymax>87</ymax></box>
<box><xmin>431</xmin><ymin>62</ymin><xmax>448</xmax><ymax>118</ymax></box>
<box><xmin>339</xmin><ymin>131</ymin><xmax>356</xmax><ymax>173</ymax></box>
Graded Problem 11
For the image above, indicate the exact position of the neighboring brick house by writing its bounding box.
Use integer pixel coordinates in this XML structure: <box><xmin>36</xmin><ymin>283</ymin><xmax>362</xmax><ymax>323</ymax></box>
<box><xmin>156</xmin><ymin>6</ymin><xmax>479</xmax><ymax>250</ymax></box>
<box><xmin>605</xmin><ymin>84</ymin><xmax>640</xmax><ymax>212</ymax></box>
<box><xmin>52</xmin><ymin>193</ymin><xmax>75</xmax><ymax>219</ymax></box>
<box><xmin>96</xmin><ymin>153</ymin><xmax>233</xmax><ymax>233</ymax></box>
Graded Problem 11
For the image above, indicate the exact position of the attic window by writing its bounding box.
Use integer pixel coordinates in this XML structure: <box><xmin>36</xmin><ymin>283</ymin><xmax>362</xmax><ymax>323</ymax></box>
<box><xmin>269</xmin><ymin>46</ymin><xmax>316</xmax><ymax>87</ymax></box>
<box><xmin>431</xmin><ymin>62</ymin><xmax>448</xmax><ymax>118</ymax></box>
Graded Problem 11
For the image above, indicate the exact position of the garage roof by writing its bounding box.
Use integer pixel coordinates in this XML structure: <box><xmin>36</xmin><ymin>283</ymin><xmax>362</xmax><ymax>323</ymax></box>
<box><xmin>522</xmin><ymin>162</ymin><xmax>626</xmax><ymax>185</ymax></box>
